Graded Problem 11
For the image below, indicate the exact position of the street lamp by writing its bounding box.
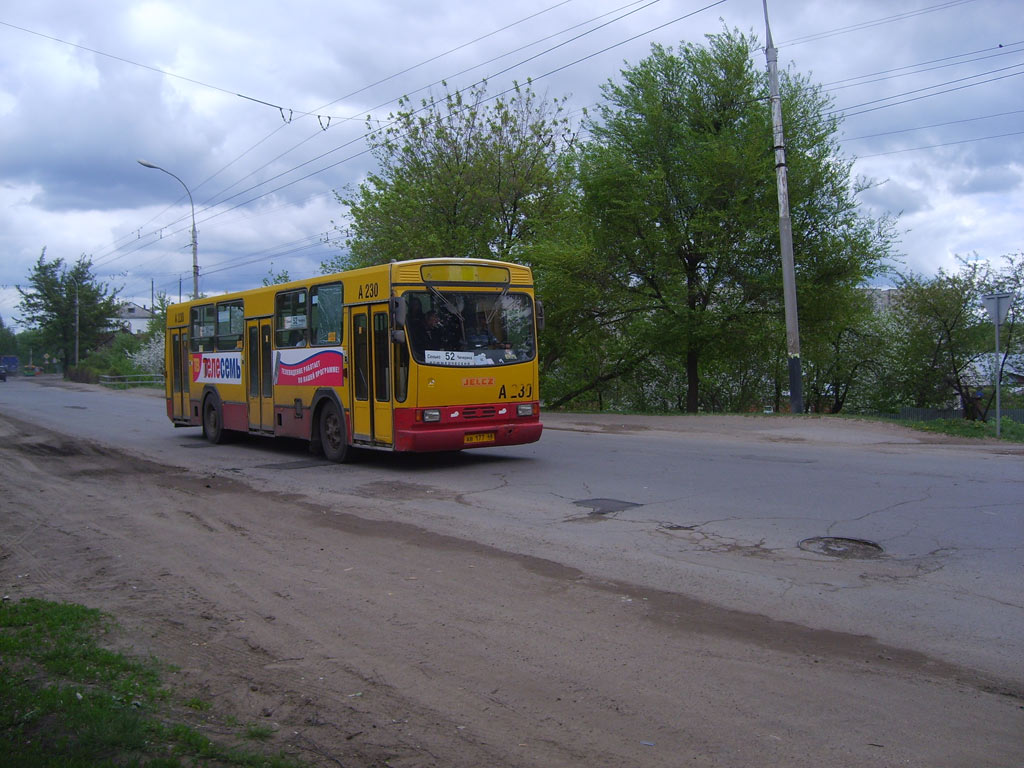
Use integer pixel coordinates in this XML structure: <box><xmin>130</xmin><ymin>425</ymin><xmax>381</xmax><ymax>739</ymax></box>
<box><xmin>67</xmin><ymin>275</ymin><xmax>80</xmax><ymax>367</ymax></box>
<box><xmin>74</xmin><ymin>279</ymin><xmax>79</xmax><ymax>366</ymax></box>
<box><xmin>137</xmin><ymin>159</ymin><xmax>199</xmax><ymax>299</ymax></box>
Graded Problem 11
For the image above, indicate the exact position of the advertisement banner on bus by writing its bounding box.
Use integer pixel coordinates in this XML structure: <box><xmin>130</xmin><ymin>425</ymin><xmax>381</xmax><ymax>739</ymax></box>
<box><xmin>273</xmin><ymin>349</ymin><xmax>345</xmax><ymax>387</ymax></box>
<box><xmin>192</xmin><ymin>352</ymin><xmax>243</xmax><ymax>385</ymax></box>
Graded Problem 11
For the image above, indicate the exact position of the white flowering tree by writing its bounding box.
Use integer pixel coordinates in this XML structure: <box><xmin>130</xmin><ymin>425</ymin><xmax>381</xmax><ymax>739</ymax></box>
<box><xmin>128</xmin><ymin>334</ymin><xmax>165</xmax><ymax>375</ymax></box>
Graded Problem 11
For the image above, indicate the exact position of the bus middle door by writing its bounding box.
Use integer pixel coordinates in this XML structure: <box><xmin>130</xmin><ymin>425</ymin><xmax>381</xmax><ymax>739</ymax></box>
<box><xmin>169</xmin><ymin>329</ymin><xmax>190</xmax><ymax>421</ymax></box>
<box><xmin>246</xmin><ymin>319</ymin><xmax>274</xmax><ymax>431</ymax></box>
<box><xmin>350</xmin><ymin>305</ymin><xmax>393</xmax><ymax>446</ymax></box>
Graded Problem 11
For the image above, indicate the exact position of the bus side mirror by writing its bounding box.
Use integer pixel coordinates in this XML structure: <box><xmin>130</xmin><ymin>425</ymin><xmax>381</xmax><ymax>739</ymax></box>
<box><xmin>391</xmin><ymin>329</ymin><xmax>407</xmax><ymax>345</ymax></box>
<box><xmin>391</xmin><ymin>296</ymin><xmax>407</xmax><ymax>326</ymax></box>
<box><xmin>535</xmin><ymin>299</ymin><xmax>545</xmax><ymax>332</ymax></box>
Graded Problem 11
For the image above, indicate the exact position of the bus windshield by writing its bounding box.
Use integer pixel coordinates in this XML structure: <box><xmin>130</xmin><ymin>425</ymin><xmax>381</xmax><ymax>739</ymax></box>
<box><xmin>404</xmin><ymin>290</ymin><xmax>535</xmax><ymax>367</ymax></box>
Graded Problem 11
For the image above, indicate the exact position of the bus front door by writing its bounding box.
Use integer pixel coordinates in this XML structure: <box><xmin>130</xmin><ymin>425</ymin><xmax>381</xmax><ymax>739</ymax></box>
<box><xmin>246</xmin><ymin>320</ymin><xmax>274</xmax><ymax>431</ymax></box>
<box><xmin>350</xmin><ymin>306</ymin><xmax>393</xmax><ymax>446</ymax></box>
<box><xmin>169</xmin><ymin>330</ymin><xmax>190</xmax><ymax>421</ymax></box>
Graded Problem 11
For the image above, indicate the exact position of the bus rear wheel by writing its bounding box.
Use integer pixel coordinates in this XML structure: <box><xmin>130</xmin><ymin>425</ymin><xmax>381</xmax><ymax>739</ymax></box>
<box><xmin>319</xmin><ymin>401</ymin><xmax>349</xmax><ymax>463</ymax></box>
<box><xmin>202</xmin><ymin>396</ymin><xmax>226</xmax><ymax>444</ymax></box>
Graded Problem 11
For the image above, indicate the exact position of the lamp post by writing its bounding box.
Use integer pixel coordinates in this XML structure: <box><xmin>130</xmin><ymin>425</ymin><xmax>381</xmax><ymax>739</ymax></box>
<box><xmin>74</xmin><ymin>279</ymin><xmax>79</xmax><ymax>366</ymax></box>
<box><xmin>137</xmin><ymin>160</ymin><xmax>199</xmax><ymax>299</ymax></box>
<box><xmin>63</xmin><ymin>274</ymin><xmax>81</xmax><ymax>368</ymax></box>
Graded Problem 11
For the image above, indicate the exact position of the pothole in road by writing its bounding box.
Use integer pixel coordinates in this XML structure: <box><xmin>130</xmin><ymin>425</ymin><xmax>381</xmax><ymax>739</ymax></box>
<box><xmin>798</xmin><ymin>536</ymin><xmax>884</xmax><ymax>559</ymax></box>
<box><xmin>572</xmin><ymin>498</ymin><xmax>641</xmax><ymax>518</ymax></box>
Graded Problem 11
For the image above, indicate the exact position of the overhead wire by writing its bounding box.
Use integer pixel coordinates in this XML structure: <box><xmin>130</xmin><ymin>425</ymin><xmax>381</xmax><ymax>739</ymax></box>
<box><xmin>194</xmin><ymin>0</ymin><xmax>660</xmax><ymax>212</ymax></box>
<box><xmin>843</xmin><ymin>109</ymin><xmax>1024</xmax><ymax>141</ymax></box>
<box><xmin>170</xmin><ymin>0</ymin><xmax>599</xmax><ymax>210</ymax></box>
<box><xmin>777</xmin><ymin>0</ymin><xmax>980</xmax><ymax>48</ymax></box>
<box><xmin>833</xmin><ymin>63</ymin><xmax>1024</xmax><ymax>118</ymax></box>
<box><xmin>97</xmin><ymin>0</ymin><xmax>698</xmax><ymax>292</ymax></box>
<box><xmin>89</xmin><ymin>0</ymin><xmax>662</xmax><ymax>266</ymax></box>
<box><xmin>167</xmin><ymin>0</ymin><xmax>728</xmax><ymax>231</ymax></box>
<box><xmin>823</xmin><ymin>43</ymin><xmax>1024</xmax><ymax>93</ymax></box>
<box><xmin>819</xmin><ymin>40</ymin><xmax>1024</xmax><ymax>88</ymax></box>
<box><xmin>103</xmin><ymin>0</ymin><xmax>696</xmax><ymax>268</ymax></box>
<box><xmin>857</xmin><ymin>129</ymin><xmax>1024</xmax><ymax>158</ymax></box>
<box><xmin>138</xmin><ymin>0</ymin><xmax>730</xmax><ymax>293</ymax></box>
<box><xmin>76</xmin><ymin>0</ymin><xmax>596</xmax><ymax>266</ymax></box>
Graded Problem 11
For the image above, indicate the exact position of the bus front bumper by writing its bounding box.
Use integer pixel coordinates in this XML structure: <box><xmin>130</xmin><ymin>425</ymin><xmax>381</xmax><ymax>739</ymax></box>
<box><xmin>393</xmin><ymin>404</ymin><xmax>542</xmax><ymax>452</ymax></box>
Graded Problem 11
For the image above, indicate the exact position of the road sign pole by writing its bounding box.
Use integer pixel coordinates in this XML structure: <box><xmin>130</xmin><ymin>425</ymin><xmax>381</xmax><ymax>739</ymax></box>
<box><xmin>982</xmin><ymin>292</ymin><xmax>1015</xmax><ymax>439</ymax></box>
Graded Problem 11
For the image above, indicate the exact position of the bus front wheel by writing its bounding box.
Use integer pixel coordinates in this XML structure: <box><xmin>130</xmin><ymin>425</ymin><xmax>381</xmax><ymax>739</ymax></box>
<box><xmin>319</xmin><ymin>401</ymin><xmax>349</xmax><ymax>463</ymax></box>
<box><xmin>202</xmin><ymin>396</ymin><xmax>226</xmax><ymax>444</ymax></box>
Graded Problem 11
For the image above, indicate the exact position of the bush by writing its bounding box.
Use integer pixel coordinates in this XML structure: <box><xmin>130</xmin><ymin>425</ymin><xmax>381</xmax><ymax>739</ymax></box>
<box><xmin>77</xmin><ymin>333</ymin><xmax>143</xmax><ymax>377</ymax></box>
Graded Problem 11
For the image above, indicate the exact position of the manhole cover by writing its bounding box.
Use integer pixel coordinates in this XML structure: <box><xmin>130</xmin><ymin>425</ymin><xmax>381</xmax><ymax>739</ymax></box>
<box><xmin>798</xmin><ymin>536</ymin><xmax>883</xmax><ymax>559</ymax></box>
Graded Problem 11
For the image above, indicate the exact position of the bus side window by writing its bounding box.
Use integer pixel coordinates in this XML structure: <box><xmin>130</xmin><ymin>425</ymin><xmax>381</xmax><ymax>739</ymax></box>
<box><xmin>215</xmin><ymin>300</ymin><xmax>244</xmax><ymax>351</ymax></box>
<box><xmin>311</xmin><ymin>283</ymin><xmax>343</xmax><ymax>346</ymax></box>
<box><xmin>190</xmin><ymin>304</ymin><xmax>215</xmax><ymax>353</ymax></box>
<box><xmin>275</xmin><ymin>289</ymin><xmax>308</xmax><ymax>348</ymax></box>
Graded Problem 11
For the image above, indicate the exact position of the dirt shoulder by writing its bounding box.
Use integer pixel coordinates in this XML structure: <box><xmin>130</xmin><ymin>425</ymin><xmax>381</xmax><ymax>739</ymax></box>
<box><xmin>0</xmin><ymin>411</ymin><xmax>1020</xmax><ymax>767</ymax></box>
<box><xmin>543</xmin><ymin>409</ymin><xmax>1024</xmax><ymax>450</ymax></box>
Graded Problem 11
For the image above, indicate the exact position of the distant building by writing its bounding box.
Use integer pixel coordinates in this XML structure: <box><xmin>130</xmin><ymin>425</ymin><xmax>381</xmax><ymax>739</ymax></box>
<box><xmin>862</xmin><ymin>287</ymin><xmax>900</xmax><ymax>312</ymax></box>
<box><xmin>111</xmin><ymin>302</ymin><xmax>154</xmax><ymax>335</ymax></box>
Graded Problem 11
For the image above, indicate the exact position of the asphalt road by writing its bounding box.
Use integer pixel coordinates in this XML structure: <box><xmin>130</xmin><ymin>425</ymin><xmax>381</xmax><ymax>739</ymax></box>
<box><xmin>2</xmin><ymin>375</ymin><xmax>1022</xmax><ymax>685</ymax></box>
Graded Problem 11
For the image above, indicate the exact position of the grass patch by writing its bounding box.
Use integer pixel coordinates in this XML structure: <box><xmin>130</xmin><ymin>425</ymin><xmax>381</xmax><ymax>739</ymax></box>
<box><xmin>0</xmin><ymin>597</ymin><xmax>310</xmax><ymax>768</ymax></box>
<box><xmin>903</xmin><ymin>416</ymin><xmax>1024</xmax><ymax>442</ymax></box>
<box><xmin>842</xmin><ymin>413</ymin><xmax>1024</xmax><ymax>442</ymax></box>
<box><xmin>244</xmin><ymin>723</ymin><xmax>276</xmax><ymax>741</ymax></box>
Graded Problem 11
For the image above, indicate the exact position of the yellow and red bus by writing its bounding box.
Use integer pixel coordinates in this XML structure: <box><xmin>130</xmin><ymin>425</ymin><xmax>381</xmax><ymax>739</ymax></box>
<box><xmin>165</xmin><ymin>258</ymin><xmax>542</xmax><ymax>461</ymax></box>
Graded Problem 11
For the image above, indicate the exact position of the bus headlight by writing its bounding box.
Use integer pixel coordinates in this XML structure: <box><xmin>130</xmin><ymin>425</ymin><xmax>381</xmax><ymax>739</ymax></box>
<box><xmin>517</xmin><ymin>403</ymin><xmax>534</xmax><ymax>417</ymax></box>
<box><xmin>422</xmin><ymin>409</ymin><xmax>441</xmax><ymax>422</ymax></box>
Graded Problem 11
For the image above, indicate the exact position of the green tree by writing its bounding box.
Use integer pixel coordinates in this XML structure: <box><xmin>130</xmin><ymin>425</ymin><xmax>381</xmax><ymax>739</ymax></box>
<box><xmin>801</xmin><ymin>290</ymin><xmax>886</xmax><ymax>414</ymax></box>
<box><xmin>985</xmin><ymin>251</ymin><xmax>1024</xmax><ymax>410</ymax></box>
<box><xmin>326</xmin><ymin>81</ymin><xmax>576</xmax><ymax>271</ymax></box>
<box><xmin>261</xmin><ymin>264</ymin><xmax>292</xmax><ymax>286</ymax></box>
<box><xmin>876</xmin><ymin>254</ymin><xmax>1023</xmax><ymax>419</ymax></box>
<box><xmin>563</xmin><ymin>30</ymin><xmax>892</xmax><ymax>412</ymax></box>
<box><xmin>0</xmin><ymin>316</ymin><xmax>17</xmax><ymax>356</ymax></box>
<box><xmin>882</xmin><ymin>259</ymin><xmax>991</xmax><ymax>418</ymax></box>
<box><xmin>16</xmin><ymin>249</ymin><xmax>121</xmax><ymax>374</ymax></box>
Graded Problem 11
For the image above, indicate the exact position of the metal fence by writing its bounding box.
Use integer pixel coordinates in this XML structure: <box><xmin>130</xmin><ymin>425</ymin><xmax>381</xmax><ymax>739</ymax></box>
<box><xmin>98</xmin><ymin>373</ymin><xmax>165</xmax><ymax>389</ymax></box>
<box><xmin>870</xmin><ymin>407</ymin><xmax>1024</xmax><ymax>424</ymax></box>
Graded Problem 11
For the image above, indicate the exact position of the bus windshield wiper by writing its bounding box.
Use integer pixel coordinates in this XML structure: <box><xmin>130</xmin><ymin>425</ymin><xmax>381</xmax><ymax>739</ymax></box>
<box><xmin>427</xmin><ymin>284</ymin><xmax>463</xmax><ymax>321</ymax></box>
<box><xmin>485</xmin><ymin>285</ymin><xmax>510</xmax><ymax>326</ymax></box>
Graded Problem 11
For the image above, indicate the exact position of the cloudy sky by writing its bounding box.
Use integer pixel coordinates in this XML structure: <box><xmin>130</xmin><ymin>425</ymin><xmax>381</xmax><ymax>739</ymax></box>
<box><xmin>1</xmin><ymin>0</ymin><xmax>1021</xmax><ymax>328</ymax></box>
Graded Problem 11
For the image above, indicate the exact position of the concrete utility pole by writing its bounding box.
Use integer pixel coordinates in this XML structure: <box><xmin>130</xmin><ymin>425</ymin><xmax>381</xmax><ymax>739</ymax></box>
<box><xmin>762</xmin><ymin>0</ymin><xmax>803</xmax><ymax>414</ymax></box>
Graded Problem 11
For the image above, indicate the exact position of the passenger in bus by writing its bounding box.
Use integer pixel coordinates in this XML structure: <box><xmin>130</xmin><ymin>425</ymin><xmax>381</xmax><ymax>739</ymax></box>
<box><xmin>406</xmin><ymin>298</ymin><xmax>428</xmax><ymax>351</ymax></box>
<box><xmin>424</xmin><ymin>311</ymin><xmax>448</xmax><ymax>348</ymax></box>
<box><xmin>467</xmin><ymin>312</ymin><xmax>498</xmax><ymax>349</ymax></box>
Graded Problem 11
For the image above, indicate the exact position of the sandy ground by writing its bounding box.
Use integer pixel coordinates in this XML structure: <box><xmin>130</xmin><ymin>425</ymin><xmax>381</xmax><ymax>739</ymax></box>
<box><xmin>0</xmin><ymin>409</ymin><xmax>1021</xmax><ymax>767</ymax></box>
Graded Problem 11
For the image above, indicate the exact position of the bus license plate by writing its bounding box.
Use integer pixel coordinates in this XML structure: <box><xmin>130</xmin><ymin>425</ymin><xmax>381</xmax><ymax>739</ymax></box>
<box><xmin>464</xmin><ymin>432</ymin><xmax>495</xmax><ymax>445</ymax></box>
